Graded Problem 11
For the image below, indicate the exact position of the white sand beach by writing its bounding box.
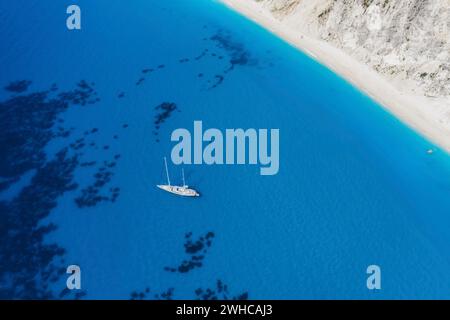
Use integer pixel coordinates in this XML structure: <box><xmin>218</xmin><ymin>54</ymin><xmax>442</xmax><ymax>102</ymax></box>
<box><xmin>220</xmin><ymin>0</ymin><xmax>450</xmax><ymax>154</ymax></box>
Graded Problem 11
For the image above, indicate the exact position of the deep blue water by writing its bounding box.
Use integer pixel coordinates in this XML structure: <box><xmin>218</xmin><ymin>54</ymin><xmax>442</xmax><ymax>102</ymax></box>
<box><xmin>2</xmin><ymin>0</ymin><xmax>450</xmax><ymax>299</ymax></box>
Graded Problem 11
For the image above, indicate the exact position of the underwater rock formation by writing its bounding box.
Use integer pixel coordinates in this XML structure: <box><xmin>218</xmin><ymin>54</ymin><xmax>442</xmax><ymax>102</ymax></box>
<box><xmin>0</xmin><ymin>80</ymin><xmax>100</xmax><ymax>298</ymax></box>
<box><xmin>4</xmin><ymin>80</ymin><xmax>32</xmax><ymax>93</ymax></box>
<box><xmin>164</xmin><ymin>231</ymin><xmax>215</xmax><ymax>274</ymax></box>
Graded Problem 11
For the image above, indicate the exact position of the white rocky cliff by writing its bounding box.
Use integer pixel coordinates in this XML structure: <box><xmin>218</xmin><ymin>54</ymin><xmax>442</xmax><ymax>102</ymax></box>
<box><xmin>252</xmin><ymin>0</ymin><xmax>450</xmax><ymax>124</ymax></box>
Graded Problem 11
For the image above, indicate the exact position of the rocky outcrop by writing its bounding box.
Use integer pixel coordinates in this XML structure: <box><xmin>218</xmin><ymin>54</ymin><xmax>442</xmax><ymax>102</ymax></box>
<box><xmin>254</xmin><ymin>0</ymin><xmax>449</xmax><ymax>101</ymax></box>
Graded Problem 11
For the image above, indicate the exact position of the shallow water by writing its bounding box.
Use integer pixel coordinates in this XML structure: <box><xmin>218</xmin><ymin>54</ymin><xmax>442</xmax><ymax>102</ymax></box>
<box><xmin>1</xmin><ymin>0</ymin><xmax>450</xmax><ymax>299</ymax></box>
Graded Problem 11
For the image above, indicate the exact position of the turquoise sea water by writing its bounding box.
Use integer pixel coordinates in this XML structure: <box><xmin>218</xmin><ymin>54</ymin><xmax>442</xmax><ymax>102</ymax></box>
<box><xmin>2</xmin><ymin>0</ymin><xmax>450</xmax><ymax>299</ymax></box>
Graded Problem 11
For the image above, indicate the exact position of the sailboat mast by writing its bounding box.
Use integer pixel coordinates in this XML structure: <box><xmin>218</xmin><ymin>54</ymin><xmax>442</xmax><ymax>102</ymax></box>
<box><xmin>164</xmin><ymin>157</ymin><xmax>171</xmax><ymax>186</ymax></box>
<box><xmin>182</xmin><ymin>168</ymin><xmax>186</xmax><ymax>187</ymax></box>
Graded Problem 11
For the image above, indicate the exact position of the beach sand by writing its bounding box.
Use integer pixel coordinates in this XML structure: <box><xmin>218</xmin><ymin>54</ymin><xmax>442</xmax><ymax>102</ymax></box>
<box><xmin>220</xmin><ymin>0</ymin><xmax>450</xmax><ymax>154</ymax></box>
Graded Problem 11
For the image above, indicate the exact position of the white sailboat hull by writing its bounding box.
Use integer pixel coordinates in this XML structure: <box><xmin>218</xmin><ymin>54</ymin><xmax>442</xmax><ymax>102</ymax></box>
<box><xmin>157</xmin><ymin>185</ymin><xmax>200</xmax><ymax>197</ymax></box>
<box><xmin>157</xmin><ymin>157</ymin><xmax>200</xmax><ymax>197</ymax></box>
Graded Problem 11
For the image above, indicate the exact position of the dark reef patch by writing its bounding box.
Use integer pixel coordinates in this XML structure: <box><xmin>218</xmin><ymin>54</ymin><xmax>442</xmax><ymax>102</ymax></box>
<box><xmin>154</xmin><ymin>288</ymin><xmax>175</xmax><ymax>300</ymax></box>
<box><xmin>194</xmin><ymin>280</ymin><xmax>248</xmax><ymax>300</ymax></box>
<box><xmin>130</xmin><ymin>280</ymin><xmax>247</xmax><ymax>300</ymax></box>
<box><xmin>153</xmin><ymin>102</ymin><xmax>179</xmax><ymax>142</ymax></box>
<box><xmin>194</xmin><ymin>49</ymin><xmax>209</xmax><ymax>61</ymax></box>
<box><xmin>130</xmin><ymin>287</ymin><xmax>151</xmax><ymax>300</ymax></box>
<box><xmin>0</xmin><ymin>149</ymin><xmax>81</xmax><ymax>299</ymax></box>
<box><xmin>59</xmin><ymin>287</ymin><xmax>87</xmax><ymax>300</ymax></box>
<box><xmin>164</xmin><ymin>232</ymin><xmax>214</xmax><ymax>274</ymax></box>
<box><xmin>69</xmin><ymin>137</ymin><xmax>86</xmax><ymax>151</ymax></box>
<box><xmin>153</xmin><ymin>102</ymin><xmax>178</xmax><ymax>140</ymax></box>
<box><xmin>54</xmin><ymin>126</ymin><xmax>72</xmax><ymax>139</ymax></box>
<box><xmin>154</xmin><ymin>102</ymin><xmax>177</xmax><ymax>126</ymax></box>
<box><xmin>0</xmin><ymin>80</ymin><xmax>100</xmax><ymax>298</ymax></box>
<box><xmin>135</xmin><ymin>65</ymin><xmax>168</xmax><ymax>86</ymax></box>
<box><xmin>210</xmin><ymin>31</ymin><xmax>255</xmax><ymax>72</ymax></box>
<box><xmin>210</xmin><ymin>75</ymin><xmax>225</xmax><ymax>89</ymax></box>
<box><xmin>74</xmin><ymin>160</ymin><xmax>120</xmax><ymax>208</ymax></box>
<box><xmin>130</xmin><ymin>287</ymin><xmax>174</xmax><ymax>300</ymax></box>
<box><xmin>194</xmin><ymin>30</ymin><xmax>258</xmax><ymax>90</ymax></box>
<box><xmin>142</xmin><ymin>68</ymin><xmax>154</xmax><ymax>74</ymax></box>
<box><xmin>4</xmin><ymin>80</ymin><xmax>32</xmax><ymax>93</ymax></box>
<box><xmin>57</xmin><ymin>80</ymin><xmax>99</xmax><ymax>106</ymax></box>
<box><xmin>80</xmin><ymin>161</ymin><xmax>96</xmax><ymax>168</ymax></box>
<box><xmin>136</xmin><ymin>78</ymin><xmax>145</xmax><ymax>86</ymax></box>
<box><xmin>0</xmin><ymin>81</ymin><xmax>98</xmax><ymax>191</ymax></box>
<box><xmin>0</xmin><ymin>90</ymin><xmax>66</xmax><ymax>185</ymax></box>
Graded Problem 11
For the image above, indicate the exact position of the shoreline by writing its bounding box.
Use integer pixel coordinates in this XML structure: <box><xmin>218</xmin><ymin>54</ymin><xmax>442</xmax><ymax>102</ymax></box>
<box><xmin>219</xmin><ymin>0</ymin><xmax>450</xmax><ymax>154</ymax></box>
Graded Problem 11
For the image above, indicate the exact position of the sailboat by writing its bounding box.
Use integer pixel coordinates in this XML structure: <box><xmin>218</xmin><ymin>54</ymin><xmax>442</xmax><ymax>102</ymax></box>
<box><xmin>157</xmin><ymin>157</ymin><xmax>200</xmax><ymax>197</ymax></box>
